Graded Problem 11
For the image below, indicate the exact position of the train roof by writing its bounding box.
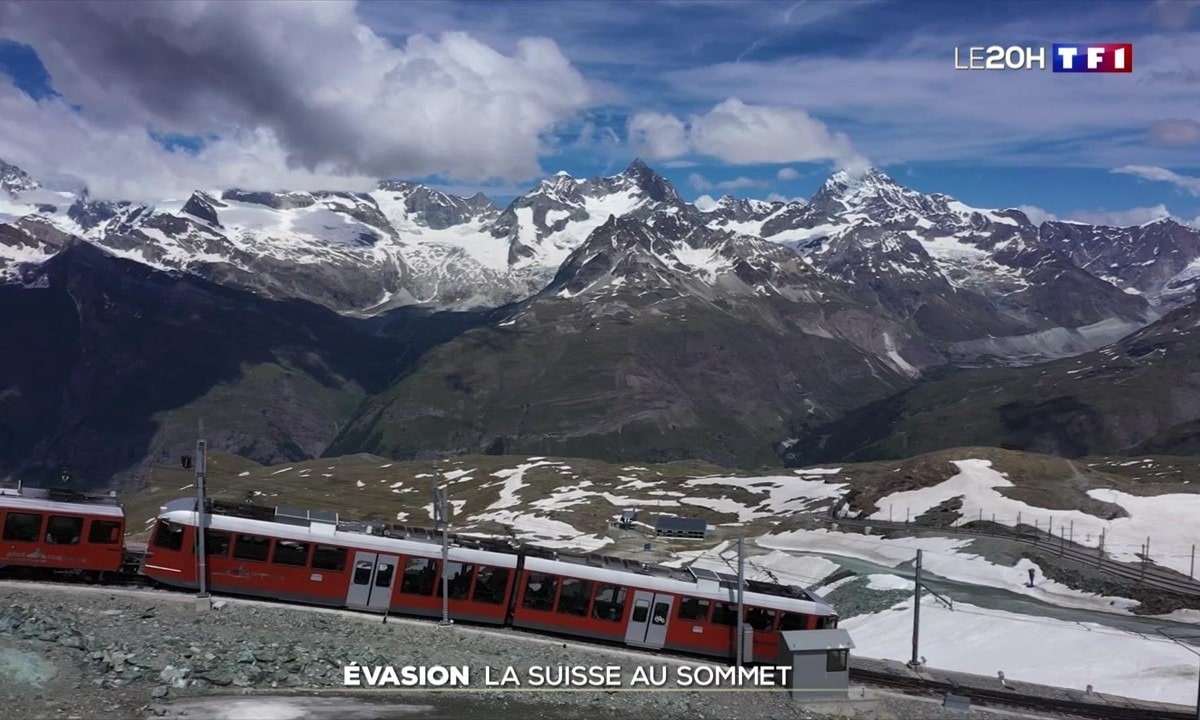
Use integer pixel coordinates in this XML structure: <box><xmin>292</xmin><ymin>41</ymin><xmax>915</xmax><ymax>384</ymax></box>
<box><xmin>157</xmin><ymin>497</ymin><xmax>836</xmax><ymax>616</ymax></box>
<box><xmin>0</xmin><ymin>485</ymin><xmax>124</xmax><ymax>518</ymax></box>
<box><xmin>160</xmin><ymin>504</ymin><xmax>520</xmax><ymax>570</ymax></box>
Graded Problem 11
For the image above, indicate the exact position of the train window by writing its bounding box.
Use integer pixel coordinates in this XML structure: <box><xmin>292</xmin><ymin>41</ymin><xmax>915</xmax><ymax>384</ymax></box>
<box><xmin>375</xmin><ymin>561</ymin><xmax>395</xmax><ymax>587</ymax></box>
<box><xmin>471</xmin><ymin>566</ymin><xmax>509</xmax><ymax>604</ymax></box>
<box><xmin>444</xmin><ymin>562</ymin><xmax>475</xmax><ymax>600</ymax></box>
<box><xmin>312</xmin><ymin>545</ymin><xmax>347</xmax><ymax>571</ymax></box>
<box><xmin>521</xmin><ymin>573</ymin><xmax>558</xmax><ymax>611</ymax></box>
<box><xmin>631</xmin><ymin>599</ymin><xmax>649</xmax><ymax>623</ymax></box>
<box><xmin>746</xmin><ymin>607</ymin><xmax>777</xmax><ymax>632</ymax></box>
<box><xmin>779</xmin><ymin>612</ymin><xmax>808</xmax><ymax>631</ymax></box>
<box><xmin>232</xmin><ymin>534</ymin><xmax>271</xmax><ymax>562</ymax></box>
<box><xmin>678</xmin><ymin>597</ymin><xmax>709</xmax><ymax>621</ymax></box>
<box><xmin>555</xmin><ymin>578</ymin><xmax>592</xmax><ymax>616</ymax></box>
<box><xmin>88</xmin><ymin>520</ymin><xmax>122</xmax><ymax>544</ymax></box>
<box><xmin>204</xmin><ymin>530</ymin><xmax>230</xmax><ymax>557</ymax></box>
<box><xmin>353</xmin><ymin>560</ymin><xmax>373</xmax><ymax>585</ymax></box>
<box><xmin>46</xmin><ymin>515</ymin><xmax>84</xmax><ymax>544</ymax></box>
<box><xmin>401</xmin><ymin>558</ymin><xmax>438</xmax><ymax>595</ymax></box>
<box><xmin>151</xmin><ymin>520</ymin><xmax>184</xmax><ymax>551</ymax></box>
<box><xmin>709</xmin><ymin>602</ymin><xmax>738</xmax><ymax>626</ymax></box>
<box><xmin>651</xmin><ymin>601</ymin><xmax>669</xmax><ymax>625</ymax></box>
<box><xmin>3</xmin><ymin>512</ymin><xmax>41</xmax><ymax>542</ymax></box>
<box><xmin>272</xmin><ymin>540</ymin><xmax>309</xmax><ymax>567</ymax></box>
<box><xmin>592</xmin><ymin>584</ymin><xmax>626</xmax><ymax>622</ymax></box>
<box><xmin>819</xmin><ymin>615</ymin><xmax>837</xmax><ymax>629</ymax></box>
<box><xmin>827</xmin><ymin>649</ymin><xmax>848</xmax><ymax>673</ymax></box>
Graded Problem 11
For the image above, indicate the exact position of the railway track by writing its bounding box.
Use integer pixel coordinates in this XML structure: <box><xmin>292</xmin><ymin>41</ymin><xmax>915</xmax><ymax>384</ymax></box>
<box><xmin>2</xmin><ymin>572</ymin><xmax>1193</xmax><ymax>720</ymax></box>
<box><xmin>819</xmin><ymin>516</ymin><xmax>1200</xmax><ymax>598</ymax></box>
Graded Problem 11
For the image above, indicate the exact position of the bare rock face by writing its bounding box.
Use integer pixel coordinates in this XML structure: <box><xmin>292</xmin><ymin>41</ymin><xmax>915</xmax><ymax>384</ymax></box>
<box><xmin>181</xmin><ymin>192</ymin><xmax>223</xmax><ymax>227</ymax></box>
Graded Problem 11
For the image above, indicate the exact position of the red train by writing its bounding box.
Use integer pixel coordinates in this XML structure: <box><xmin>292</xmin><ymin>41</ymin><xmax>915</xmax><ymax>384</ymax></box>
<box><xmin>2</xmin><ymin>486</ymin><xmax>838</xmax><ymax>662</ymax></box>
<box><xmin>0</xmin><ymin>485</ymin><xmax>126</xmax><ymax>575</ymax></box>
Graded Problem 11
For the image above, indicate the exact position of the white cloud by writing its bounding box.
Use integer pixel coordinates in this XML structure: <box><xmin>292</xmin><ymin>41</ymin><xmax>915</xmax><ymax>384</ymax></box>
<box><xmin>693</xmin><ymin>194</ymin><xmax>720</xmax><ymax>212</ymax></box>
<box><xmin>717</xmin><ymin>176</ymin><xmax>762</xmax><ymax>190</ymax></box>
<box><xmin>628</xmin><ymin>99</ymin><xmax>864</xmax><ymax>169</ymax></box>
<box><xmin>687</xmin><ymin>172</ymin><xmax>766</xmax><ymax>193</ymax></box>
<box><xmin>1112</xmin><ymin>166</ymin><xmax>1200</xmax><ymax>196</ymax></box>
<box><xmin>1068</xmin><ymin>205</ymin><xmax>1172</xmax><ymax>227</ymax></box>
<box><xmin>627</xmin><ymin>112</ymin><xmax>690</xmax><ymax>160</ymax></box>
<box><xmin>1015</xmin><ymin>205</ymin><xmax>1058</xmax><ymax>225</ymax></box>
<box><xmin>1149</xmin><ymin>119</ymin><xmax>1200</xmax><ymax>146</ymax></box>
<box><xmin>1149</xmin><ymin>0</ymin><xmax>1198</xmax><ymax>30</ymax></box>
<box><xmin>776</xmin><ymin>167</ymin><xmax>800</xmax><ymax>181</ymax></box>
<box><xmin>655</xmin><ymin>32</ymin><xmax>1200</xmax><ymax>167</ymax></box>
<box><xmin>0</xmin><ymin>2</ymin><xmax>592</xmax><ymax>198</ymax></box>
<box><xmin>0</xmin><ymin>75</ymin><xmax>378</xmax><ymax>200</ymax></box>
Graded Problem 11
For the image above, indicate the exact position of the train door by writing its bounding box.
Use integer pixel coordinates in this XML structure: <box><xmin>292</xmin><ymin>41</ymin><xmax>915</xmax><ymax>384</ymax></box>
<box><xmin>346</xmin><ymin>551</ymin><xmax>399</xmax><ymax>612</ymax></box>
<box><xmin>624</xmin><ymin>590</ymin><xmax>674</xmax><ymax>649</ymax></box>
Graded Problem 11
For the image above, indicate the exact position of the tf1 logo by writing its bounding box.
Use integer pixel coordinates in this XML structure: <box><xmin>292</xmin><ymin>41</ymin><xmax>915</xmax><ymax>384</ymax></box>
<box><xmin>954</xmin><ymin>44</ymin><xmax>1133</xmax><ymax>72</ymax></box>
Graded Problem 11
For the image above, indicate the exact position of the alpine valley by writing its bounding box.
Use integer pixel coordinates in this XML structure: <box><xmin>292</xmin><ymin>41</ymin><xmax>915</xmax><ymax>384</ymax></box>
<box><xmin>3</xmin><ymin>158</ymin><xmax>1200</xmax><ymax>487</ymax></box>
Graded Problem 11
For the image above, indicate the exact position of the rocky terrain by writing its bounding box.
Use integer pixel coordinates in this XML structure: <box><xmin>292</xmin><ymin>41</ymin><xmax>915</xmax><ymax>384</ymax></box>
<box><xmin>0</xmin><ymin>583</ymin><xmax>1069</xmax><ymax>720</ymax></box>
<box><xmin>787</xmin><ymin>298</ymin><xmax>1200</xmax><ymax>463</ymax></box>
<box><xmin>6</xmin><ymin>156</ymin><xmax>1200</xmax><ymax>484</ymax></box>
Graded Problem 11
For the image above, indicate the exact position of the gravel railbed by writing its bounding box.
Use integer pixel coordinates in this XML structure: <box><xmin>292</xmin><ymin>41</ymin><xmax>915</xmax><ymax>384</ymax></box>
<box><xmin>0</xmin><ymin>582</ymin><xmax>1082</xmax><ymax>719</ymax></box>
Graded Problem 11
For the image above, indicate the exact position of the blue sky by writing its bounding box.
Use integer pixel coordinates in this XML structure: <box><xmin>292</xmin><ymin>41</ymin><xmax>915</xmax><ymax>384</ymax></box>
<box><xmin>0</xmin><ymin>0</ymin><xmax>1197</xmax><ymax>223</ymax></box>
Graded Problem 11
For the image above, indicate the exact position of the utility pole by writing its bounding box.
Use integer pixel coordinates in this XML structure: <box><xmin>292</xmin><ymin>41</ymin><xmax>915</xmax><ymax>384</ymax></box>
<box><xmin>736</xmin><ymin>536</ymin><xmax>745</xmax><ymax>667</ymax></box>
<box><xmin>1141</xmin><ymin>538</ymin><xmax>1150</xmax><ymax>583</ymax></box>
<box><xmin>909</xmin><ymin>549</ymin><xmax>923</xmax><ymax>667</ymax></box>
<box><xmin>195</xmin><ymin>419</ymin><xmax>211</xmax><ymax>611</ymax></box>
<box><xmin>433</xmin><ymin>461</ymin><xmax>452</xmax><ymax>627</ymax></box>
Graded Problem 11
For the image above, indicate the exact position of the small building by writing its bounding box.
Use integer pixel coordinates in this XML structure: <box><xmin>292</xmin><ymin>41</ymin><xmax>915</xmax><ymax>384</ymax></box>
<box><xmin>778</xmin><ymin>629</ymin><xmax>855</xmax><ymax>701</ymax></box>
<box><xmin>653</xmin><ymin>515</ymin><xmax>707</xmax><ymax>539</ymax></box>
<box><xmin>618</xmin><ymin>508</ymin><xmax>637</xmax><ymax>529</ymax></box>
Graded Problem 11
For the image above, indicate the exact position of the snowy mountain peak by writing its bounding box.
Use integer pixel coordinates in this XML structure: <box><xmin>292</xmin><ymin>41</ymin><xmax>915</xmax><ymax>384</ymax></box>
<box><xmin>537</xmin><ymin>171</ymin><xmax>581</xmax><ymax>195</ymax></box>
<box><xmin>0</xmin><ymin>159</ymin><xmax>39</xmax><ymax>197</ymax></box>
<box><xmin>181</xmin><ymin>191</ymin><xmax>224</xmax><ymax>227</ymax></box>
<box><xmin>374</xmin><ymin>180</ymin><xmax>499</xmax><ymax>230</ymax></box>
<box><xmin>614</xmin><ymin>158</ymin><xmax>680</xmax><ymax>204</ymax></box>
<box><xmin>809</xmin><ymin>167</ymin><xmax>915</xmax><ymax>211</ymax></box>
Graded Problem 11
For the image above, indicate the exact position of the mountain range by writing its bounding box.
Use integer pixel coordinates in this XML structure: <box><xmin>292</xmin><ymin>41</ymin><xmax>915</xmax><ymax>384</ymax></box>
<box><xmin>3</xmin><ymin>157</ymin><xmax>1200</xmax><ymax>485</ymax></box>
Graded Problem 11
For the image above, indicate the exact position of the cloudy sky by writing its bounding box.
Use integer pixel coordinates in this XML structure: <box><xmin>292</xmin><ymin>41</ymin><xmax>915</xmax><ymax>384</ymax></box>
<box><xmin>0</xmin><ymin>0</ymin><xmax>1197</xmax><ymax>224</ymax></box>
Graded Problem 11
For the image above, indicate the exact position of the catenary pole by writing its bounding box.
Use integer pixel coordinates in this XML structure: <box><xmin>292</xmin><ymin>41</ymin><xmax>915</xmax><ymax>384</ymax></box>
<box><xmin>910</xmin><ymin>549</ymin><xmax>923</xmax><ymax>667</ymax></box>
<box><xmin>195</xmin><ymin>420</ymin><xmax>210</xmax><ymax>607</ymax></box>
<box><xmin>436</xmin><ymin>462</ymin><xmax>452</xmax><ymax>627</ymax></box>
<box><xmin>736</xmin><ymin>536</ymin><xmax>745</xmax><ymax>667</ymax></box>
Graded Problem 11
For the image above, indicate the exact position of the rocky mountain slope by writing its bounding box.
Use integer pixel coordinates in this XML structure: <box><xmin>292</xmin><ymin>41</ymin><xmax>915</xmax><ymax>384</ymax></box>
<box><xmin>3</xmin><ymin>159</ymin><xmax>1194</xmax><ymax>334</ymax></box>
<box><xmin>783</xmin><ymin>292</ymin><xmax>1200</xmax><ymax>464</ymax></box>
<box><xmin>4</xmin><ymin>157</ymin><xmax>1200</xmax><ymax>477</ymax></box>
<box><xmin>0</xmin><ymin>239</ymin><xmax>495</xmax><ymax>487</ymax></box>
<box><xmin>328</xmin><ymin>212</ymin><xmax>940</xmax><ymax>467</ymax></box>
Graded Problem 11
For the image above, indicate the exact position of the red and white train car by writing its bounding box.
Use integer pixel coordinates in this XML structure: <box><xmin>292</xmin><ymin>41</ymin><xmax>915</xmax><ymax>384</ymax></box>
<box><xmin>142</xmin><ymin>497</ymin><xmax>837</xmax><ymax>661</ymax></box>
<box><xmin>142</xmin><ymin>498</ymin><xmax>517</xmax><ymax>624</ymax></box>
<box><xmin>510</xmin><ymin>555</ymin><xmax>836</xmax><ymax>661</ymax></box>
<box><xmin>0</xmin><ymin>485</ymin><xmax>126</xmax><ymax>574</ymax></box>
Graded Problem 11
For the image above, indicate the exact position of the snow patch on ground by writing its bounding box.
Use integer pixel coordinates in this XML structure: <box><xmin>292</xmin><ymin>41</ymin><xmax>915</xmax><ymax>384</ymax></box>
<box><xmin>682</xmin><ymin>475</ymin><xmax>846</xmax><ymax>518</ymax></box>
<box><xmin>871</xmin><ymin>458</ymin><xmax>1200</xmax><ymax>576</ymax></box>
<box><xmin>842</xmin><ymin>598</ymin><xmax>1200</xmax><ymax>706</ymax></box>
<box><xmin>759</xmin><ymin>529</ymin><xmax>1140</xmax><ymax>613</ymax></box>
